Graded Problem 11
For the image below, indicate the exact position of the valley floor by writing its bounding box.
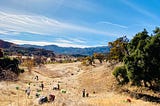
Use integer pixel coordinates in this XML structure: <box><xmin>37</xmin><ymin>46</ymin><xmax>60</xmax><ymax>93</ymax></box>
<box><xmin>0</xmin><ymin>62</ymin><xmax>158</xmax><ymax>106</ymax></box>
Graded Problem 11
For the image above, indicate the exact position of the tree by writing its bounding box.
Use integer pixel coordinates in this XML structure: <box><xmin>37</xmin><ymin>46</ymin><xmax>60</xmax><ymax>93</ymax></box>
<box><xmin>93</xmin><ymin>53</ymin><xmax>104</xmax><ymax>63</ymax></box>
<box><xmin>122</xmin><ymin>28</ymin><xmax>160</xmax><ymax>87</ymax></box>
<box><xmin>124</xmin><ymin>29</ymin><xmax>150</xmax><ymax>86</ymax></box>
<box><xmin>85</xmin><ymin>56</ymin><xmax>93</xmax><ymax>65</ymax></box>
<box><xmin>0</xmin><ymin>57</ymin><xmax>24</xmax><ymax>75</ymax></box>
<box><xmin>23</xmin><ymin>57</ymin><xmax>35</xmax><ymax>73</ymax></box>
<box><xmin>108</xmin><ymin>36</ymin><xmax>129</xmax><ymax>62</ymax></box>
<box><xmin>34</xmin><ymin>56</ymin><xmax>44</xmax><ymax>67</ymax></box>
<box><xmin>153</xmin><ymin>27</ymin><xmax>160</xmax><ymax>34</ymax></box>
<box><xmin>144</xmin><ymin>32</ymin><xmax>160</xmax><ymax>86</ymax></box>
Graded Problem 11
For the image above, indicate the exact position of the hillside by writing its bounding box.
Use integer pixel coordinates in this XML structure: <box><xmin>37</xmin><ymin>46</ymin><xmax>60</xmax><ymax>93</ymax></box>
<box><xmin>0</xmin><ymin>39</ymin><xmax>55</xmax><ymax>57</ymax></box>
<box><xmin>21</xmin><ymin>44</ymin><xmax>110</xmax><ymax>56</ymax></box>
<box><xmin>0</xmin><ymin>62</ymin><xmax>157</xmax><ymax>106</ymax></box>
<box><xmin>0</xmin><ymin>39</ymin><xmax>16</xmax><ymax>48</ymax></box>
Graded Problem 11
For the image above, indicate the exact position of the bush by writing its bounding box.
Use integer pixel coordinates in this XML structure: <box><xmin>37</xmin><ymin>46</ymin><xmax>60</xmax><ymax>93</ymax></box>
<box><xmin>112</xmin><ymin>65</ymin><xmax>129</xmax><ymax>85</ymax></box>
<box><xmin>0</xmin><ymin>57</ymin><xmax>24</xmax><ymax>75</ymax></box>
<box><xmin>81</xmin><ymin>60</ymin><xmax>89</xmax><ymax>66</ymax></box>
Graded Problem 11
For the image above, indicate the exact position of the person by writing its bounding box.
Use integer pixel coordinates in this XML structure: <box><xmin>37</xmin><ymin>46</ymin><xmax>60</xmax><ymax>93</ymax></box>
<box><xmin>41</xmin><ymin>82</ymin><xmax>44</xmax><ymax>91</ymax></box>
<box><xmin>86</xmin><ymin>92</ymin><xmax>89</xmax><ymax>97</ymax></box>
<box><xmin>82</xmin><ymin>89</ymin><xmax>86</xmax><ymax>97</ymax></box>
<box><xmin>26</xmin><ymin>87</ymin><xmax>31</xmax><ymax>98</ymax></box>
<box><xmin>35</xmin><ymin>75</ymin><xmax>39</xmax><ymax>81</ymax></box>
<box><xmin>35</xmin><ymin>92</ymin><xmax>40</xmax><ymax>98</ymax></box>
<box><xmin>49</xmin><ymin>94</ymin><xmax>55</xmax><ymax>102</ymax></box>
<box><xmin>57</xmin><ymin>83</ymin><xmax>60</xmax><ymax>90</ymax></box>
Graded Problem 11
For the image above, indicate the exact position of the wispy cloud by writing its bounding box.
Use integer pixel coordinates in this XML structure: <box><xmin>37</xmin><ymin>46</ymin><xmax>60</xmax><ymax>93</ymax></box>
<box><xmin>55</xmin><ymin>38</ymin><xmax>73</xmax><ymax>44</ymax></box>
<box><xmin>98</xmin><ymin>21</ymin><xmax>128</xmax><ymax>29</ymax></box>
<box><xmin>0</xmin><ymin>0</ymin><xmax>99</xmax><ymax>13</ymax></box>
<box><xmin>69</xmin><ymin>38</ymin><xmax>86</xmax><ymax>44</ymax></box>
<box><xmin>7</xmin><ymin>39</ymin><xmax>91</xmax><ymax>48</ymax></box>
<box><xmin>121</xmin><ymin>0</ymin><xmax>158</xmax><ymax>21</ymax></box>
<box><xmin>0</xmin><ymin>30</ymin><xmax>8</xmax><ymax>35</ymax></box>
<box><xmin>0</xmin><ymin>11</ymin><xmax>116</xmax><ymax>36</ymax></box>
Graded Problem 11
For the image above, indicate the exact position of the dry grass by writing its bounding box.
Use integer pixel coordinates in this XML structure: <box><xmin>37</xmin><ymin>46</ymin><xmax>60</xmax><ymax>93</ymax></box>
<box><xmin>0</xmin><ymin>62</ymin><xmax>159</xmax><ymax>106</ymax></box>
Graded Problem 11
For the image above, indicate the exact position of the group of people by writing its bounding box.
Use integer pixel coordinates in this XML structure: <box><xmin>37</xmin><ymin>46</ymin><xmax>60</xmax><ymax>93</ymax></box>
<box><xmin>25</xmin><ymin>75</ymin><xmax>90</xmax><ymax>104</ymax></box>
<box><xmin>25</xmin><ymin>75</ymin><xmax>44</xmax><ymax>98</ymax></box>
<box><xmin>82</xmin><ymin>89</ymin><xmax>89</xmax><ymax>97</ymax></box>
<box><xmin>25</xmin><ymin>75</ymin><xmax>60</xmax><ymax>97</ymax></box>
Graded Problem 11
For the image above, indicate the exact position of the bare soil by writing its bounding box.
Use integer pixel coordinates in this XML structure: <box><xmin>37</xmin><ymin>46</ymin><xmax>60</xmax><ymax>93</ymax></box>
<box><xmin>0</xmin><ymin>62</ymin><xmax>158</xmax><ymax>106</ymax></box>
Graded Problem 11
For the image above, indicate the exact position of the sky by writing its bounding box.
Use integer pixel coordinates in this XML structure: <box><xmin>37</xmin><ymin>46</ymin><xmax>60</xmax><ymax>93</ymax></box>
<box><xmin>0</xmin><ymin>0</ymin><xmax>160</xmax><ymax>48</ymax></box>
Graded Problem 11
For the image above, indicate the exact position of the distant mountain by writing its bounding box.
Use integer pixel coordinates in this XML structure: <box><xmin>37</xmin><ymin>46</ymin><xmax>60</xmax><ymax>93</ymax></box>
<box><xmin>21</xmin><ymin>44</ymin><xmax>110</xmax><ymax>56</ymax></box>
<box><xmin>0</xmin><ymin>39</ymin><xmax>110</xmax><ymax>56</ymax></box>
<box><xmin>0</xmin><ymin>39</ymin><xmax>16</xmax><ymax>48</ymax></box>
<box><xmin>0</xmin><ymin>39</ymin><xmax>55</xmax><ymax>57</ymax></box>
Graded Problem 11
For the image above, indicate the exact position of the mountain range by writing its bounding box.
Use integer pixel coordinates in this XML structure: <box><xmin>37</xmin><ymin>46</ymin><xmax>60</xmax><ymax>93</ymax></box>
<box><xmin>0</xmin><ymin>39</ymin><xmax>110</xmax><ymax>56</ymax></box>
<box><xmin>0</xmin><ymin>39</ymin><xmax>55</xmax><ymax>57</ymax></box>
<box><xmin>21</xmin><ymin>44</ymin><xmax>110</xmax><ymax>56</ymax></box>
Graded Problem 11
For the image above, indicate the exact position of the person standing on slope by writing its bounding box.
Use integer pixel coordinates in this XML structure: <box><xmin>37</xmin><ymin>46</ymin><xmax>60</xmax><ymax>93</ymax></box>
<box><xmin>26</xmin><ymin>87</ymin><xmax>31</xmax><ymax>98</ymax></box>
<box><xmin>82</xmin><ymin>89</ymin><xmax>86</xmax><ymax>97</ymax></box>
<box><xmin>41</xmin><ymin>82</ymin><xmax>44</xmax><ymax>91</ymax></box>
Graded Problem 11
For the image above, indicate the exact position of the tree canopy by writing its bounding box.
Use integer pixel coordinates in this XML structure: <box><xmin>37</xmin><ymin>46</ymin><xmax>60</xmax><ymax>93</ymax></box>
<box><xmin>113</xmin><ymin>28</ymin><xmax>160</xmax><ymax>87</ymax></box>
<box><xmin>0</xmin><ymin>57</ymin><xmax>24</xmax><ymax>75</ymax></box>
<box><xmin>108</xmin><ymin>36</ymin><xmax>129</xmax><ymax>62</ymax></box>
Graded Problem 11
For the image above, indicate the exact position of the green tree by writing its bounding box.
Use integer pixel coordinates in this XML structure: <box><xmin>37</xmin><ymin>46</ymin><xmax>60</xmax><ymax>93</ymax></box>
<box><xmin>113</xmin><ymin>65</ymin><xmax>129</xmax><ymax>85</ymax></box>
<box><xmin>144</xmin><ymin>32</ymin><xmax>160</xmax><ymax>86</ymax></box>
<box><xmin>124</xmin><ymin>29</ymin><xmax>150</xmax><ymax>86</ymax></box>
<box><xmin>108</xmin><ymin>36</ymin><xmax>129</xmax><ymax>62</ymax></box>
<box><xmin>123</xmin><ymin>28</ymin><xmax>160</xmax><ymax>87</ymax></box>
<box><xmin>0</xmin><ymin>57</ymin><xmax>24</xmax><ymax>75</ymax></box>
<box><xmin>153</xmin><ymin>27</ymin><xmax>160</xmax><ymax>34</ymax></box>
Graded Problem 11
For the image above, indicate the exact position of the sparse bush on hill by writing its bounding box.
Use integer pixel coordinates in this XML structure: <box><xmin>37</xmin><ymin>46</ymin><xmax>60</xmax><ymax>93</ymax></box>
<box><xmin>85</xmin><ymin>56</ymin><xmax>94</xmax><ymax>65</ymax></box>
<box><xmin>81</xmin><ymin>53</ymin><xmax>106</xmax><ymax>66</ymax></box>
<box><xmin>93</xmin><ymin>53</ymin><xmax>105</xmax><ymax>63</ymax></box>
<box><xmin>81</xmin><ymin>59</ymin><xmax>88</xmax><ymax>66</ymax></box>
<box><xmin>23</xmin><ymin>57</ymin><xmax>35</xmax><ymax>73</ymax></box>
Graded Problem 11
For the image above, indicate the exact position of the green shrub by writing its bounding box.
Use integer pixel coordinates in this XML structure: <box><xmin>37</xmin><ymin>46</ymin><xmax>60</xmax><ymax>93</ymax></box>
<box><xmin>112</xmin><ymin>65</ymin><xmax>129</xmax><ymax>85</ymax></box>
<box><xmin>0</xmin><ymin>57</ymin><xmax>24</xmax><ymax>75</ymax></box>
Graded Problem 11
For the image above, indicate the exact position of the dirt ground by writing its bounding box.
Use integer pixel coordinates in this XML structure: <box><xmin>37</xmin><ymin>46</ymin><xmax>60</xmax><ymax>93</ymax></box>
<box><xmin>0</xmin><ymin>62</ymin><xmax>159</xmax><ymax>106</ymax></box>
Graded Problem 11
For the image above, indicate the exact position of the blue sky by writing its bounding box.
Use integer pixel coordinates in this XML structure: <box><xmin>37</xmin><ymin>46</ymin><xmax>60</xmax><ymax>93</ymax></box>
<box><xmin>0</xmin><ymin>0</ymin><xmax>159</xmax><ymax>48</ymax></box>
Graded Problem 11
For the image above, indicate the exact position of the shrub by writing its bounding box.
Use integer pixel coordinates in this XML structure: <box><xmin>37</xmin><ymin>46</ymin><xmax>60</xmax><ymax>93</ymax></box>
<box><xmin>112</xmin><ymin>65</ymin><xmax>129</xmax><ymax>85</ymax></box>
<box><xmin>0</xmin><ymin>57</ymin><xmax>24</xmax><ymax>75</ymax></box>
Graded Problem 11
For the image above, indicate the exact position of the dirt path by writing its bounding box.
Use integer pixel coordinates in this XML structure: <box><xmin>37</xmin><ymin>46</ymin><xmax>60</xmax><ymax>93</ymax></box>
<box><xmin>0</xmin><ymin>62</ymin><xmax>158</xmax><ymax>106</ymax></box>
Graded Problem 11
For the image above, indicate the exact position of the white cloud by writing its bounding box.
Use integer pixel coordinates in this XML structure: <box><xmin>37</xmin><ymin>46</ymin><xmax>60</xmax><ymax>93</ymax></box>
<box><xmin>69</xmin><ymin>38</ymin><xmax>86</xmax><ymax>44</ymax></box>
<box><xmin>0</xmin><ymin>0</ymin><xmax>99</xmax><ymax>13</ymax></box>
<box><xmin>98</xmin><ymin>21</ymin><xmax>128</xmax><ymax>29</ymax></box>
<box><xmin>55</xmin><ymin>39</ymin><xmax>73</xmax><ymax>44</ymax></box>
<box><xmin>7</xmin><ymin>39</ymin><xmax>90</xmax><ymax>48</ymax></box>
<box><xmin>0</xmin><ymin>30</ymin><xmax>8</xmax><ymax>35</ymax></box>
<box><xmin>0</xmin><ymin>11</ymin><xmax>116</xmax><ymax>36</ymax></box>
